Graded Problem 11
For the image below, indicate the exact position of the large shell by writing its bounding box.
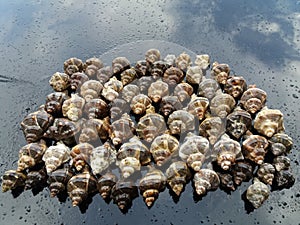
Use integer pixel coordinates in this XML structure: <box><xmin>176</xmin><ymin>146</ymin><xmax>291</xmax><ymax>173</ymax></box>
<box><xmin>45</xmin><ymin>92</ymin><xmax>68</xmax><ymax>116</ymax></box>
<box><xmin>212</xmin><ymin>134</ymin><xmax>243</xmax><ymax>170</ymax></box>
<box><xmin>198</xmin><ymin>78</ymin><xmax>221</xmax><ymax>100</ymax></box>
<box><xmin>67</xmin><ymin>170</ymin><xmax>97</xmax><ymax>207</ymax></box>
<box><xmin>109</xmin><ymin>98</ymin><xmax>130</xmax><ymax>121</ymax></box>
<box><xmin>256</xmin><ymin>163</ymin><xmax>276</xmax><ymax>185</ymax></box>
<box><xmin>70</xmin><ymin>72</ymin><xmax>89</xmax><ymax>91</ymax></box>
<box><xmin>48</xmin><ymin>166</ymin><xmax>73</xmax><ymax>197</ymax></box>
<box><xmin>120</xmin><ymin>67</ymin><xmax>137</xmax><ymax>86</ymax></box>
<box><xmin>70</xmin><ymin>143</ymin><xmax>94</xmax><ymax>171</ymax></box>
<box><xmin>116</xmin><ymin>136</ymin><xmax>151</xmax><ymax>178</ymax></box>
<box><xmin>167</xmin><ymin>110</ymin><xmax>195</xmax><ymax>135</ymax></box>
<box><xmin>84</xmin><ymin>98</ymin><xmax>109</xmax><ymax>119</ymax></box>
<box><xmin>150</xmin><ymin>61</ymin><xmax>168</xmax><ymax>80</ymax></box>
<box><xmin>90</xmin><ymin>141</ymin><xmax>117</xmax><ymax>176</ymax></box>
<box><xmin>224</xmin><ymin>76</ymin><xmax>247</xmax><ymax>99</ymax></box>
<box><xmin>84</xmin><ymin>57</ymin><xmax>104</xmax><ymax>78</ymax></box>
<box><xmin>97</xmin><ymin>172</ymin><xmax>117</xmax><ymax>200</ymax></box>
<box><xmin>145</xmin><ymin>48</ymin><xmax>161</xmax><ymax>65</ymax></box>
<box><xmin>242</xmin><ymin>134</ymin><xmax>269</xmax><ymax>164</ymax></box>
<box><xmin>240</xmin><ymin>85</ymin><xmax>267</xmax><ymax>114</ymax></box>
<box><xmin>80</xmin><ymin>80</ymin><xmax>103</xmax><ymax>102</ymax></box>
<box><xmin>246</xmin><ymin>178</ymin><xmax>270</xmax><ymax>209</ymax></box>
<box><xmin>232</xmin><ymin>160</ymin><xmax>253</xmax><ymax>186</ymax></box>
<box><xmin>21</xmin><ymin>107</ymin><xmax>54</xmax><ymax>143</ymax></box>
<box><xmin>137</xmin><ymin>76</ymin><xmax>154</xmax><ymax>94</ymax></box>
<box><xmin>24</xmin><ymin>166</ymin><xmax>47</xmax><ymax>190</ymax></box>
<box><xmin>121</xmin><ymin>84</ymin><xmax>140</xmax><ymax>103</ymax></box>
<box><xmin>148</xmin><ymin>79</ymin><xmax>169</xmax><ymax>103</ymax></box>
<box><xmin>150</xmin><ymin>134</ymin><xmax>179</xmax><ymax>166</ymax></box>
<box><xmin>49</xmin><ymin>72</ymin><xmax>70</xmax><ymax>92</ymax></box>
<box><xmin>187</xmin><ymin>94</ymin><xmax>209</xmax><ymax>120</ymax></box>
<box><xmin>17</xmin><ymin>140</ymin><xmax>47</xmax><ymax>172</ymax></box>
<box><xmin>193</xmin><ymin>168</ymin><xmax>220</xmax><ymax>196</ymax></box>
<box><xmin>101</xmin><ymin>76</ymin><xmax>123</xmax><ymax>102</ymax></box>
<box><xmin>111</xmin><ymin>57</ymin><xmax>130</xmax><ymax>75</ymax></box>
<box><xmin>136</xmin><ymin>112</ymin><xmax>167</xmax><ymax>142</ymax></box>
<box><xmin>186</xmin><ymin>66</ymin><xmax>203</xmax><ymax>85</ymax></box>
<box><xmin>1</xmin><ymin>170</ymin><xmax>26</xmax><ymax>192</ymax></box>
<box><xmin>159</xmin><ymin>95</ymin><xmax>183</xmax><ymax>117</ymax></box>
<box><xmin>210</xmin><ymin>93</ymin><xmax>236</xmax><ymax>118</ymax></box>
<box><xmin>269</xmin><ymin>133</ymin><xmax>293</xmax><ymax>156</ymax></box>
<box><xmin>130</xmin><ymin>94</ymin><xmax>152</xmax><ymax>115</ymax></box>
<box><xmin>179</xmin><ymin>132</ymin><xmax>210</xmax><ymax>171</ymax></box>
<box><xmin>42</xmin><ymin>141</ymin><xmax>71</xmax><ymax>173</ymax></box>
<box><xmin>194</xmin><ymin>54</ymin><xmax>210</xmax><ymax>70</ymax></box>
<box><xmin>110</xmin><ymin>113</ymin><xmax>135</xmax><ymax>145</ymax></box>
<box><xmin>163</xmin><ymin>66</ymin><xmax>185</xmax><ymax>86</ymax></box>
<box><xmin>272</xmin><ymin>155</ymin><xmax>291</xmax><ymax>172</ymax></box>
<box><xmin>63</xmin><ymin>57</ymin><xmax>83</xmax><ymax>75</ymax></box>
<box><xmin>139</xmin><ymin>168</ymin><xmax>166</xmax><ymax>207</ymax></box>
<box><xmin>199</xmin><ymin>116</ymin><xmax>225</xmax><ymax>145</ymax></box>
<box><xmin>62</xmin><ymin>94</ymin><xmax>85</xmax><ymax>122</ymax></box>
<box><xmin>166</xmin><ymin>161</ymin><xmax>191</xmax><ymax>196</ymax></box>
<box><xmin>175</xmin><ymin>52</ymin><xmax>191</xmax><ymax>71</ymax></box>
<box><xmin>97</xmin><ymin>66</ymin><xmax>113</xmax><ymax>84</ymax></box>
<box><xmin>211</xmin><ymin>62</ymin><xmax>230</xmax><ymax>85</ymax></box>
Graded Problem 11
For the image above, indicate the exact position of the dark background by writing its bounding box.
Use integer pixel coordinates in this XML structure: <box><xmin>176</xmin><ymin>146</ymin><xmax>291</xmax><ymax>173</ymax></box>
<box><xmin>0</xmin><ymin>0</ymin><xmax>299</xmax><ymax>224</ymax></box>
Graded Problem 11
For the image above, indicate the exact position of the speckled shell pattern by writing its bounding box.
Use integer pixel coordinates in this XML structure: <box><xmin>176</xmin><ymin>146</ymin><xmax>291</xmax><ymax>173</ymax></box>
<box><xmin>2</xmin><ymin>49</ymin><xmax>296</xmax><ymax>213</ymax></box>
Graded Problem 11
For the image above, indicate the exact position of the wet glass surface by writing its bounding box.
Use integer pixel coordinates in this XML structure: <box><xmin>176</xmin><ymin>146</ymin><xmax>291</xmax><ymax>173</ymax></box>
<box><xmin>0</xmin><ymin>0</ymin><xmax>299</xmax><ymax>224</ymax></box>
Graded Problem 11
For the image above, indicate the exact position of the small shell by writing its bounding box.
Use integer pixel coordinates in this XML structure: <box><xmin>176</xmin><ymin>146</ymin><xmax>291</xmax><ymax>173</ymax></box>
<box><xmin>24</xmin><ymin>166</ymin><xmax>47</xmax><ymax>190</ymax></box>
<box><xmin>83</xmin><ymin>64</ymin><xmax>99</xmax><ymax>79</ymax></box>
<box><xmin>84</xmin><ymin>98</ymin><xmax>109</xmax><ymax>119</ymax></box>
<box><xmin>67</xmin><ymin>170</ymin><xmax>97</xmax><ymax>207</ymax></box>
<box><xmin>211</xmin><ymin>62</ymin><xmax>230</xmax><ymax>85</ymax></box>
<box><xmin>224</xmin><ymin>76</ymin><xmax>247</xmax><ymax>99</ymax></box>
<box><xmin>198</xmin><ymin>78</ymin><xmax>221</xmax><ymax>100</ymax></box>
<box><xmin>90</xmin><ymin>141</ymin><xmax>117</xmax><ymax>176</ymax></box>
<box><xmin>63</xmin><ymin>57</ymin><xmax>84</xmax><ymax>75</ymax></box>
<box><xmin>62</xmin><ymin>94</ymin><xmax>85</xmax><ymax>122</ymax></box>
<box><xmin>148</xmin><ymin>79</ymin><xmax>169</xmax><ymax>103</ymax></box>
<box><xmin>253</xmin><ymin>107</ymin><xmax>285</xmax><ymax>137</ymax></box>
<box><xmin>84</xmin><ymin>57</ymin><xmax>104</xmax><ymax>78</ymax></box>
<box><xmin>150</xmin><ymin>61</ymin><xmax>168</xmax><ymax>79</ymax></box>
<box><xmin>217</xmin><ymin>172</ymin><xmax>235</xmax><ymax>192</ymax></box>
<box><xmin>70</xmin><ymin>143</ymin><xmax>94</xmax><ymax>171</ymax></box>
<box><xmin>110</xmin><ymin>113</ymin><xmax>135</xmax><ymax>146</ymax></box>
<box><xmin>139</xmin><ymin>168</ymin><xmax>166</xmax><ymax>207</ymax></box>
<box><xmin>212</xmin><ymin>134</ymin><xmax>243</xmax><ymax>170</ymax></box>
<box><xmin>150</xmin><ymin>134</ymin><xmax>179</xmax><ymax>166</ymax></box>
<box><xmin>175</xmin><ymin>52</ymin><xmax>191</xmax><ymax>71</ymax></box>
<box><xmin>159</xmin><ymin>95</ymin><xmax>183</xmax><ymax>117</ymax></box>
<box><xmin>48</xmin><ymin>167</ymin><xmax>73</xmax><ymax>197</ymax></box>
<box><xmin>70</xmin><ymin>72</ymin><xmax>89</xmax><ymax>91</ymax></box>
<box><xmin>130</xmin><ymin>94</ymin><xmax>152</xmax><ymax>115</ymax></box>
<box><xmin>80</xmin><ymin>80</ymin><xmax>103</xmax><ymax>102</ymax></box>
<box><xmin>186</xmin><ymin>66</ymin><xmax>203</xmax><ymax>85</ymax></box>
<box><xmin>240</xmin><ymin>85</ymin><xmax>267</xmax><ymax>114</ymax></box>
<box><xmin>246</xmin><ymin>178</ymin><xmax>270</xmax><ymax>209</ymax></box>
<box><xmin>269</xmin><ymin>133</ymin><xmax>293</xmax><ymax>156</ymax></box>
<box><xmin>1</xmin><ymin>170</ymin><xmax>26</xmax><ymax>192</ymax></box>
<box><xmin>145</xmin><ymin>48</ymin><xmax>161</xmax><ymax>64</ymax></box>
<box><xmin>256</xmin><ymin>163</ymin><xmax>276</xmax><ymax>185</ymax></box>
<box><xmin>163</xmin><ymin>66</ymin><xmax>185</xmax><ymax>86</ymax></box>
<box><xmin>45</xmin><ymin>92</ymin><xmax>68</xmax><ymax>116</ymax></box>
<box><xmin>273</xmin><ymin>156</ymin><xmax>291</xmax><ymax>172</ymax></box>
<box><xmin>166</xmin><ymin>161</ymin><xmax>191</xmax><ymax>196</ymax></box>
<box><xmin>49</xmin><ymin>72</ymin><xmax>70</xmax><ymax>92</ymax></box>
<box><xmin>121</xmin><ymin>84</ymin><xmax>140</xmax><ymax>103</ymax></box>
<box><xmin>194</xmin><ymin>54</ymin><xmax>210</xmax><ymax>70</ymax></box>
<box><xmin>164</xmin><ymin>54</ymin><xmax>176</xmax><ymax>67</ymax></box>
<box><xmin>273</xmin><ymin>169</ymin><xmax>295</xmax><ymax>189</ymax></box>
<box><xmin>137</xmin><ymin>76</ymin><xmax>154</xmax><ymax>94</ymax></box>
<box><xmin>17</xmin><ymin>140</ymin><xmax>47</xmax><ymax>172</ymax></box>
<box><xmin>120</xmin><ymin>67</ymin><xmax>137</xmax><ymax>86</ymax></box>
<box><xmin>242</xmin><ymin>134</ymin><xmax>269</xmax><ymax>164</ymax></box>
<box><xmin>134</xmin><ymin>60</ymin><xmax>148</xmax><ymax>77</ymax></box>
<box><xmin>199</xmin><ymin>116</ymin><xmax>225</xmax><ymax>145</ymax></box>
<box><xmin>193</xmin><ymin>168</ymin><xmax>220</xmax><ymax>196</ymax></box>
<box><xmin>97</xmin><ymin>66</ymin><xmax>113</xmax><ymax>84</ymax></box>
<box><xmin>97</xmin><ymin>172</ymin><xmax>117</xmax><ymax>199</ymax></box>
<box><xmin>102</xmin><ymin>77</ymin><xmax>123</xmax><ymax>102</ymax></box>
<box><xmin>111</xmin><ymin>56</ymin><xmax>130</xmax><ymax>75</ymax></box>
<box><xmin>79</xmin><ymin>118</ymin><xmax>111</xmax><ymax>143</ymax></box>
<box><xmin>42</xmin><ymin>141</ymin><xmax>71</xmax><ymax>173</ymax></box>
<box><xmin>187</xmin><ymin>94</ymin><xmax>209</xmax><ymax>120</ymax></box>
<box><xmin>173</xmin><ymin>82</ymin><xmax>194</xmax><ymax>104</ymax></box>
<box><xmin>232</xmin><ymin>160</ymin><xmax>253</xmax><ymax>186</ymax></box>
<box><xmin>109</xmin><ymin>98</ymin><xmax>130</xmax><ymax>121</ymax></box>
<box><xmin>210</xmin><ymin>93</ymin><xmax>236</xmax><ymax>118</ymax></box>
<box><xmin>167</xmin><ymin>110</ymin><xmax>195</xmax><ymax>135</ymax></box>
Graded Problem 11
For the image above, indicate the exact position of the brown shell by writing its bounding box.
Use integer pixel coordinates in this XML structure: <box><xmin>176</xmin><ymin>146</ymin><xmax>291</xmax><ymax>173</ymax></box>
<box><xmin>84</xmin><ymin>57</ymin><xmax>104</xmax><ymax>78</ymax></box>
<box><xmin>164</xmin><ymin>54</ymin><xmax>176</xmax><ymax>67</ymax></box>
<box><xmin>166</xmin><ymin>161</ymin><xmax>191</xmax><ymax>196</ymax></box>
<box><xmin>273</xmin><ymin>169</ymin><xmax>295</xmax><ymax>189</ymax></box>
<box><xmin>45</xmin><ymin>92</ymin><xmax>68</xmax><ymax>116</ymax></box>
<box><xmin>210</xmin><ymin>93</ymin><xmax>236</xmax><ymax>118</ymax></box>
<box><xmin>120</xmin><ymin>67</ymin><xmax>137</xmax><ymax>86</ymax></box>
<box><xmin>173</xmin><ymin>82</ymin><xmax>194</xmax><ymax>103</ymax></box>
<box><xmin>1</xmin><ymin>170</ymin><xmax>26</xmax><ymax>192</ymax></box>
<box><xmin>63</xmin><ymin>57</ymin><xmax>84</xmax><ymax>75</ymax></box>
<box><xmin>256</xmin><ymin>163</ymin><xmax>276</xmax><ymax>185</ymax></box>
<box><xmin>97</xmin><ymin>172</ymin><xmax>117</xmax><ymax>199</ymax></box>
<box><xmin>186</xmin><ymin>66</ymin><xmax>203</xmax><ymax>85</ymax></box>
<box><xmin>150</xmin><ymin>61</ymin><xmax>168</xmax><ymax>79</ymax></box>
<box><xmin>187</xmin><ymin>94</ymin><xmax>209</xmax><ymax>120</ymax></box>
<box><xmin>17</xmin><ymin>140</ymin><xmax>47</xmax><ymax>172</ymax></box>
<box><xmin>193</xmin><ymin>168</ymin><xmax>220</xmax><ymax>196</ymax></box>
<box><xmin>194</xmin><ymin>54</ymin><xmax>210</xmax><ymax>70</ymax></box>
<box><xmin>269</xmin><ymin>133</ymin><xmax>293</xmax><ymax>156</ymax></box>
<box><xmin>224</xmin><ymin>76</ymin><xmax>247</xmax><ymax>99</ymax></box>
<box><xmin>101</xmin><ymin>77</ymin><xmax>123</xmax><ymax>102</ymax></box>
<box><xmin>159</xmin><ymin>95</ymin><xmax>183</xmax><ymax>117</ymax></box>
<box><xmin>211</xmin><ymin>62</ymin><xmax>230</xmax><ymax>85</ymax></box>
<box><xmin>67</xmin><ymin>170</ymin><xmax>97</xmax><ymax>207</ymax></box>
<box><xmin>273</xmin><ymin>155</ymin><xmax>291</xmax><ymax>172</ymax></box>
<box><xmin>246</xmin><ymin>178</ymin><xmax>270</xmax><ymax>209</ymax></box>
<box><xmin>175</xmin><ymin>52</ymin><xmax>191</xmax><ymax>71</ymax></box>
<box><xmin>109</xmin><ymin>98</ymin><xmax>130</xmax><ymax>121</ymax></box>
<box><xmin>48</xmin><ymin>167</ymin><xmax>73</xmax><ymax>197</ymax></box>
<box><xmin>253</xmin><ymin>107</ymin><xmax>284</xmax><ymax>138</ymax></box>
<box><xmin>134</xmin><ymin>60</ymin><xmax>148</xmax><ymax>77</ymax></box>
<box><xmin>145</xmin><ymin>48</ymin><xmax>161</xmax><ymax>64</ymax></box>
<box><xmin>150</xmin><ymin>134</ymin><xmax>179</xmax><ymax>166</ymax></box>
<box><xmin>49</xmin><ymin>72</ymin><xmax>70</xmax><ymax>92</ymax></box>
<box><xmin>199</xmin><ymin>116</ymin><xmax>225</xmax><ymax>145</ymax></box>
<box><xmin>240</xmin><ymin>85</ymin><xmax>267</xmax><ymax>114</ymax></box>
<box><xmin>198</xmin><ymin>78</ymin><xmax>221</xmax><ymax>100</ymax></box>
<box><xmin>130</xmin><ymin>94</ymin><xmax>152</xmax><ymax>115</ymax></box>
<box><xmin>80</xmin><ymin>80</ymin><xmax>103</xmax><ymax>102</ymax></box>
<box><xmin>62</xmin><ymin>94</ymin><xmax>85</xmax><ymax>121</ymax></box>
<box><xmin>84</xmin><ymin>98</ymin><xmax>109</xmax><ymax>119</ymax></box>
<box><xmin>137</xmin><ymin>76</ymin><xmax>154</xmax><ymax>94</ymax></box>
<box><xmin>121</xmin><ymin>84</ymin><xmax>140</xmax><ymax>103</ymax></box>
<box><xmin>148</xmin><ymin>79</ymin><xmax>169</xmax><ymax>103</ymax></box>
<box><xmin>167</xmin><ymin>110</ymin><xmax>195</xmax><ymax>135</ymax></box>
<box><xmin>217</xmin><ymin>172</ymin><xmax>235</xmax><ymax>192</ymax></box>
<box><xmin>70</xmin><ymin>72</ymin><xmax>89</xmax><ymax>91</ymax></box>
<box><xmin>70</xmin><ymin>143</ymin><xmax>94</xmax><ymax>171</ymax></box>
<box><xmin>163</xmin><ymin>66</ymin><xmax>185</xmax><ymax>86</ymax></box>
<box><xmin>24</xmin><ymin>166</ymin><xmax>47</xmax><ymax>190</ymax></box>
<box><xmin>110</xmin><ymin>113</ymin><xmax>135</xmax><ymax>145</ymax></box>
<box><xmin>232</xmin><ymin>160</ymin><xmax>253</xmax><ymax>186</ymax></box>
<box><xmin>111</xmin><ymin>56</ymin><xmax>130</xmax><ymax>75</ymax></box>
<box><xmin>97</xmin><ymin>66</ymin><xmax>113</xmax><ymax>84</ymax></box>
<box><xmin>242</xmin><ymin>134</ymin><xmax>269</xmax><ymax>164</ymax></box>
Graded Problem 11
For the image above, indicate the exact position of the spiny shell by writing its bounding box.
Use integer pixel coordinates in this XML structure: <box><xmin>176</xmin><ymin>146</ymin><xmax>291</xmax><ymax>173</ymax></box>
<box><xmin>62</xmin><ymin>93</ymin><xmax>85</xmax><ymax>122</ymax></box>
<box><xmin>24</xmin><ymin>167</ymin><xmax>47</xmax><ymax>190</ymax></box>
<box><xmin>111</xmin><ymin>56</ymin><xmax>130</xmax><ymax>75</ymax></box>
<box><xmin>148</xmin><ymin>79</ymin><xmax>169</xmax><ymax>103</ymax></box>
<box><xmin>21</xmin><ymin>107</ymin><xmax>54</xmax><ymax>143</ymax></box>
<box><xmin>102</xmin><ymin>76</ymin><xmax>123</xmax><ymax>102</ymax></box>
<box><xmin>186</xmin><ymin>66</ymin><xmax>203</xmax><ymax>85</ymax></box>
<box><xmin>175</xmin><ymin>52</ymin><xmax>191</xmax><ymax>71</ymax></box>
<box><xmin>48</xmin><ymin>166</ymin><xmax>73</xmax><ymax>197</ymax></box>
<box><xmin>187</xmin><ymin>94</ymin><xmax>209</xmax><ymax>120</ymax></box>
<box><xmin>110</xmin><ymin>113</ymin><xmax>135</xmax><ymax>146</ymax></box>
<box><xmin>139</xmin><ymin>168</ymin><xmax>166</xmax><ymax>207</ymax></box>
<box><xmin>90</xmin><ymin>141</ymin><xmax>117</xmax><ymax>176</ymax></box>
<box><xmin>224</xmin><ymin>76</ymin><xmax>247</xmax><ymax>99</ymax></box>
<box><xmin>97</xmin><ymin>66</ymin><xmax>113</xmax><ymax>84</ymax></box>
<box><xmin>211</xmin><ymin>62</ymin><xmax>230</xmax><ymax>85</ymax></box>
<box><xmin>1</xmin><ymin>170</ymin><xmax>26</xmax><ymax>192</ymax></box>
<box><xmin>179</xmin><ymin>132</ymin><xmax>210</xmax><ymax>171</ymax></box>
<box><xmin>150</xmin><ymin>133</ymin><xmax>179</xmax><ymax>166</ymax></box>
<box><xmin>137</xmin><ymin>76</ymin><xmax>154</xmax><ymax>94</ymax></box>
<box><xmin>150</xmin><ymin>61</ymin><xmax>168</xmax><ymax>80</ymax></box>
<box><xmin>213</xmin><ymin>134</ymin><xmax>243</xmax><ymax>170</ymax></box>
<box><xmin>84</xmin><ymin>98</ymin><xmax>109</xmax><ymax>119</ymax></box>
<box><xmin>70</xmin><ymin>143</ymin><xmax>94</xmax><ymax>171</ymax></box>
<box><xmin>242</xmin><ymin>134</ymin><xmax>269</xmax><ymax>164</ymax></box>
<box><xmin>193</xmin><ymin>168</ymin><xmax>220</xmax><ymax>196</ymax></box>
<box><xmin>49</xmin><ymin>72</ymin><xmax>70</xmax><ymax>92</ymax></box>
<box><xmin>210</xmin><ymin>93</ymin><xmax>236</xmax><ymax>118</ymax></box>
<box><xmin>256</xmin><ymin>163</ymin><xmax>276</xmax><ymax>185</ymax></box>
<box><xmin>194</xmin><ymin>54</ymin><xmax>210</xmax><ymax>70</ymax></box>
<box><xmin>145</xmin><ymin>48</ymin><xmax>161</xmax><ymax>64</ymax></box>
<box><xmin>273</xmin><ymin>155</ymin><xmax>291</xmax><ymax>172</ymax></box>
<box><xmin>232</xmin><ymin>160</ymin><xmax>253</xmax><ymax>186</ymax></box>
<box><xmin>269</xmin><ymin>133</ymin><xmax>293</xmax><ymax>156</ymax></box>
<box><xmin>240</xmin><ymin>85</ymin><xmax>267</xmax><ymax>114</ymax></box>
<box><xmin>63</xmin><ymin>57</ymin><xmax>83</xmax><ymax>75</ymax></box>
<box><xmin>80</xmin><ymin>80</ymin><xmax>103</xmax><ymax>102</ymax></box>
<box><xmin>246</xmin><ymin>178</ymin><xmax>270</xmax><ymax>209</ymax></box>
<box><xmin>273</xmin><ymin>169</ymin><xmax>295</xmax><ymax>189</ymax></box>
<box><xmin>217</xmin><ymin>172</ymin><xmax>235</xmax><ymax>192</ymax></box>
<box><xmin>121</xmin><ymin>84</ymin><xmax>140</xmax><ymax>103</ymax></box>
<box><xmin>198</xmin><ymin>78</ymin><xmax>221</xmax><ymax>100</ymax></box>
<box><xmin>17</xmin><ymin>140</ymin><xmax>47</xmax><ymax>172</ymax></box>
<box><xmin>45</xmin><ymin>92</ymin><xmax>68</xmax><ymax>116</ymax></box>
<box><xmin>84</xmin><ymin>57</ymin><xmax>104</xmax><ymax>78</ymax></box>
<box><xmin>134</xmin><ymin>60</ymin><xmax>148</xmax><ymax>77</ymax></box>
<box><xmin>199</xmin><ymin>116</ymin><xmax>225</xmax><ymax>145</ymax></box>
<box><xmin>70</xmin><ymin>72</ymin><xmax>89</xmax><ymax>91</ymax></box>
<box><xmin>136</xmin><ymin>112</ymin><xmax>167</xmax><ymax>142</ymax></box>
<box><xmin>120</xmin><ymin>67</ymin><xmax>137</xmax><ymax>86</ymax></box>
<box><xmin>130</xmin><ymin>94</ymin><xmax>152</xmax><ymax>115</ymax></box>
<box><xmin>167</xmin><ymin>110</ymin><xmax>195</xmax><ymax>135</ymax></box>
<box><xmin>97</xmin><ymin>172</ymin><xmax>117</xmax><ymax>200</ymax></box>
<box><xmin>67</xmin><ymin>170</ymin><xmax>97</xmax><ymax>207</ymax></box>
<box><xmin>42</xmin><ymin>141</ymin><xmax>71</xmax><ymax>173</ymax></box>
<box><xmin>166</xmin><ymin>161</ymin><xmax>191</xmax><ymax>196</ymax></box>
<box><xmin>159</xmin><ymin>95</ymin><xmax>183</xmax><ymax>117</ymax></box>
<box><xmin>109</xmin><ymin>98</ymin><xmax>130</xmax><ymax>121</ymax></box>
<box><xmin>163</xmin><ymin>66</ymin><xmax>185</xmax><ymax>86</ymax></box>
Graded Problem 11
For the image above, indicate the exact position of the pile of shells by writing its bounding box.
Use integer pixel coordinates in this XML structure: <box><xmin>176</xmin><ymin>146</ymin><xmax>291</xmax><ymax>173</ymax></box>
<box><xmin>1</xmin><ymin>48</ymin><xmax>295</xmax><ymax>212</ymax></box>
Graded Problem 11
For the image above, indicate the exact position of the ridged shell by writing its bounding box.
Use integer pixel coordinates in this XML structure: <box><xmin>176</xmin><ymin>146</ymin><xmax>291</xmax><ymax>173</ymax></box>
<box><xmin>48</xmin><ymin>167</ymin><xmax>73</xmax><ymax>197</ymax></box>
<box><xmin>175</xmin><ymin>52</ymin><xmax>191</xmax><ymax>71</ymax></box>
<box><xmin>210</xmin><ymin>93</ymin><xmax>236</xmax><ymax>118</ymax></box>
<box><xmin>84</xmin><ymin>57</ymin><xmax>104</xmax><ymax>78</ymax></box>
<box><xmin>1</xmin><ymin>170</ymin><xmax>26</xmax><ymax>192</ymax></box>
<box><xmin>79</xmin><ymin>118</ymin><xmax>111</xmax><ymax>143</ymax></box>
<box><xmin>159</xmin><ymin>95</ymin><xmax>183</xmax><ymax>117</ymax></box>
<box><xmin>62</xmin><ymin>94</ymin><xmax>85</xmax><ymax>121</ymax></box>
<box><xmin>70</xmin><ymin>72</ymin><xmax>89</xmax><ymax>91</ymax></box>
<box><xmin>130</xmin><ymin>94</ymin><xmax>152</xmax><ymax>115</ymax></box>
<box><xmin>110</xmin><ymin>113</ymin><xmax>135</xmax><ymax>146</ymax></box>
<box><xmin>199</xmin><ymin>116</ymin><xmax>225</xmax><ymax>145</ymax></box>
<box><xmin>256</xmin><ymin>163</ymin><xmax>276</xmax><ymax>185</ymax></box>
<box><xmin>148</xmin><ymin>79</ymin><xmax>169</xmax><ymax>103</ymax></box>
<box><xmin>70</xmin><ymin>143</ymin><xmax>94</xmax><ymax>171</ymax></box>
<box><xmin>97</xmin><ymin>66</ymin><xmax>113</xmax><ymax>84</ymax></box>
<box><xmin>150</xmin><ymin>134</ymin><xmax>179</xmax><ymax>166</ymax></box>
<box><xmin>42</xmin><ymin>141</ymin><xmax>71</xmax><ymax>173</ymax></box>
<box><xmin>145</xmin><ymin>48</ymin><xmax>161</xmax><ymax>64</ymax></box>
<box><xmin>273</xmin><ymin>169</ymin><xmax>295</xmax><ymax>189</ymax></box>
<box><xmin>80</xmin><ymin>80</ymin><xmax>103</xmax><ymax>102</ymax></box>
<box><xmin>269</xmin><ymin>133</ymin><xmax>293</xmax><ymax>156</ymax></box>
<box><xmin>63</xmin><ymin>57</ymin><xmax>83</xmax><ymax>75</ymax></box>
<box><xmin>186</xmin><ymin>66</ymin><xmax>203</xmax><ymax>85</ymax></box>
<box><xmin>187</xmin><ymin>94</ymin><xmax>209</xmax><ymax>120</ymax></box>
<box><xmin>134</xmin><ymin>60</ymin><xmax>148</xmax><ymax>77</ymax></box>
<box><xmin>164</xmin><ymin>54</ymin><xmax>176</xmax><ymax>67</ymax></box>
<box><xmin>240</xmin><ymin>85</ymin><xmax>267</xmax><ymax>114</ymax></box>
<box><xmin>45</xmin><ymin>92</ymin><xmax>68</xmax><ymax>116</ymax></box>
<box><xmin>194</xmin><ymin>54</ymin><xmax>210</xmax><ymax>70</ymax></box>
<box><xmin>137</xmin><ymin>76</ymin><xmax>154</xmax><ymax>94</ymax></box>
<box><xmin>173</xmin><ymin>82</ymin><xmax>194</xmax><ymax>104</ymax></box>
<box><xmin>232</xmin><ymin>161</ymin><xmax>253</xmax><ymax>186</ymax></box>
<box><xmin>193</xmin><ymin>168</ymin><xmax>220</xmax><ymax>196</ymax></box>
<box><xmin>224</xmin><ymin>76</ymin><xmax>247</xmax><ymax>99</ymax></box>
<box><xmin>84</xmin><ymin>98</ymin><xmax>109</xmax><ymax>119</ymax></box>
<box><xmin>49</xmin><ymin>72</ymin><xmax>70</xmax><ymax>92</ymax></box>
<box><xmin>120</xmin><ymin>67</ymin><xmax>137</xmax><ymax>86</ymax></box>
<box><xmin>198</xmin><ymin>78</ymin><xmax>221</xmax><ymax>100</ymax></box>
<box><xmin>121</xmin><ymin>84</ymin><xmax>140</xmax><ymax>103</ymax></box>
<box><xmin>163</xmin><ymin>66</ymin><xmax>185</xmax><ymax>86</ymax></box>
<box><xmin>97</xmin><ymin>172</ymin><xmax>117</xmax><ymax>199</ymax></box>
<box><xmin>150</xmin><ymin>61</ymin><xmax>168</xmax><ymax>79</ymax></box>
<box><xmin>109</xmin><ymin>98</ymin><xmax>130</xmax><ymax>121</ymax></box>
<box><xmin>273</xmin><ymin>156</ymin><xmax>291</xmax><ymax>172</ymax></box>
<box><xmin>246</xmin><ymin>178</ymin><xmax>270</xmax><ymax>209</ymax></box>
<box><xmin>211</xmin><ymin>62</ymin><xmax>230</xmax><ymax>85</ymax></box>
<box><xmin>166</xmin><ymin>161</ymin><xmax>191</xmax><ymax>196</ymax></box>
<box><xmin>24</xmin><ymin>166</ymin><xmax>47</xmax><ymax>190</ymax></box>
<box><xmin>167</xmin><ymin>110</ymin><xmax>195</xmax><ymax>135</ymax></box>
<box><xmin>102</xmin><ymin>77</ymin><xmax>123</xmax><ymax>102</ymax></box>
<box><xmin>217</xmin><ymin>172</ymin><xmax>235</xmax><ymax>192</ymax></box>
<box><xmin>111</xmin><ymin>57</ymin><xmax>130</xmax><ymax>75</ymax></box>
<box><xmin>139</xmin><ymin>168</ymin><xmax>166</xmax><ymax>207</ymax></box>
<box><xmin>242</xmin><ymin>134</ymin><xmax>269</xmax><ymax>164</ymax></box>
